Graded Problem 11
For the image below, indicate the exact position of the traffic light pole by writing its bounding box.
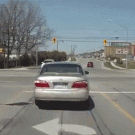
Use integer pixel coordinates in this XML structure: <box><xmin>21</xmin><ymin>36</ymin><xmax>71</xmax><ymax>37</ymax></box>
<box><xmin>4</xmin><ymin>50</ymin><xmax>5</xmax><ymax>68</ymax></box>
<box><xmin>57</xmin><ymin>41</ymin><xmax>58</xmax><ymax>51</ymax></box>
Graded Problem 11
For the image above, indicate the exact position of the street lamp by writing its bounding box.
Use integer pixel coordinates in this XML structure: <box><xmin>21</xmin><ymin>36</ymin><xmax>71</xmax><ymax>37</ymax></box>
<box><xmin>57</xmin><ymin>40</ymin><xmax>64</xmax><ymax>51</ymax></box>
<box><xmin>108</xmin><ymin>19</ymin><xmax>129</xmax><ymax>69</ymax></box>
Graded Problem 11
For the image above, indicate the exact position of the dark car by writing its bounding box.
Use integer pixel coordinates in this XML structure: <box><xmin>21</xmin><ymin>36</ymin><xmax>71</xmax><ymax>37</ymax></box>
<box><xmin>87</xmin><ymin>62</ymin><xmax>93</xmax><ymax>67</ymax></box>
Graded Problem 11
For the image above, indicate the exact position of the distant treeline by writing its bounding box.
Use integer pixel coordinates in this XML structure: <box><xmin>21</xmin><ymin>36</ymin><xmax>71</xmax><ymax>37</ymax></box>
<box><xmin>0</xmin><ymin>51</ymin><xmax>67</xmax><ymax>68</ymax></box>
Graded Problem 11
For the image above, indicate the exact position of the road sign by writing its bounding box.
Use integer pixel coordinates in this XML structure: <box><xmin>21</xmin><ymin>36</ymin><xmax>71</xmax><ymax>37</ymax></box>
<box><xmin>116</xmin><ymin>49</ymin><xmax>122</xmax><ymax>54</ymax></box>
<box><xmin>123</xmin><ymin>49</ymin><xmax>128</xmax><ymax>54</ymax></box>
<box><xmin>103</xmin><ymin>39</ymin><xmax>107</xmax><ymax>45</ymax></box>
<box><xmin>52</xmin><ymin>37</ymin><xmax>57</xmax><ymax>44</ymax></box>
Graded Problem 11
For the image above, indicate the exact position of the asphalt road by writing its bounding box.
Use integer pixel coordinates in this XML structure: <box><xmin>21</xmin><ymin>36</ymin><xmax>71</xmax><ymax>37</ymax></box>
<box><xmin>0</xmin><ymin>58</ymin><xmax>135</xmax><ymax>135</ymax></box>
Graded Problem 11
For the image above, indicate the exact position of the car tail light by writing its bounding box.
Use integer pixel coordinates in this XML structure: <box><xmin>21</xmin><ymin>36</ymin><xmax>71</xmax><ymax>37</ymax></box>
<box><xmin>72</xmin><ymin>81</ymin><xmax>88</xmax><ymax>88</ymax></box>
<box><xmin>35</xmin><ymin>80</ymin><xmax>50</xmax><ymax>87</ymax></box>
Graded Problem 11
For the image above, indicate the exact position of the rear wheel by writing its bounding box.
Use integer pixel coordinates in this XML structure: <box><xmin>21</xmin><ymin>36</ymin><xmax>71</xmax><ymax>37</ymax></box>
<box><xmin>35</xmin><ymin>99</ymin><xmax>40</xmax><ymax>106</ymax></box>
<box><xmin>35</xmin><ymin>100</ymin><xmax>50</xmax><ymax>109</ymax></box>
<box><xmin>82</xmin><ymin>97</ymin><xmax>90</xmax><ymax>109</ymax></box>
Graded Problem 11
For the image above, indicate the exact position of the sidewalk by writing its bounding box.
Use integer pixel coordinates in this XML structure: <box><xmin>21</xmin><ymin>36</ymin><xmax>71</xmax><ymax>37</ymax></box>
<box><xmin>110</xmin><ymin>61</ymin><xmax>125</xmax><ymax>70</ymax></box>
<box><xmin>98</xmin><ymin>58</ymin><xmax>135</xmax><ymax>72</ymax></box>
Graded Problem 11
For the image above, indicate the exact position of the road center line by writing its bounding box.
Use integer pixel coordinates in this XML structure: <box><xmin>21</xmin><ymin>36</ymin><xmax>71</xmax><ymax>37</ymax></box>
<box><xmin>101</xmin><ymin>93</ymin><xmax>135</xmax><ymax>124</ymax></box>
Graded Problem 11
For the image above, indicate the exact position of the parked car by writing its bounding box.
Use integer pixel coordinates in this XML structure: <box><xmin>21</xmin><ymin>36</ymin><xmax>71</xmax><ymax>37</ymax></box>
<box><xmin>87</xmin><ymin>62</ymin><xmax>94</xmax><ymax>67</ymax></box>
<box><xmin>41</xmin><ymin>59</ymin><xmax>54</xmax><ymax>68</ymax></box>
<box><xmin>34</xmin><ymin>62</ymin><xmax>90</xmax><ymax>107</ymax></box>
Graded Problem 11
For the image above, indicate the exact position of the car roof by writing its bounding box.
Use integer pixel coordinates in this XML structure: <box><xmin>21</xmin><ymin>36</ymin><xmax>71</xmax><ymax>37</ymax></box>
<box><xmin>45</xmin><ymin>61</ymin><xmax>82</xmax><ymax>66</ymax></box>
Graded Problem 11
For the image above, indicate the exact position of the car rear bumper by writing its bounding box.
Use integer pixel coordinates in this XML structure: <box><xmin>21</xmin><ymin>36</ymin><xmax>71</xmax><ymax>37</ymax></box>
<box><xmin>34</xmin><ymin>89</ymin><xmax>89</xmax><ymax>101</ymax></box>
<box><xmin>87</xmin><ymin>65</ymin><xmax>93</xmax><ymax>67</ymax></box>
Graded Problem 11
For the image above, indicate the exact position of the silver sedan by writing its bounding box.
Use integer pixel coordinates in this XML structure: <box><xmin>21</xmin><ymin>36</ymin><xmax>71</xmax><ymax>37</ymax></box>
<box><xmin>34</xmin><ymin>62</ymin><xmax>90</xmax><ymax>106</ymax></box>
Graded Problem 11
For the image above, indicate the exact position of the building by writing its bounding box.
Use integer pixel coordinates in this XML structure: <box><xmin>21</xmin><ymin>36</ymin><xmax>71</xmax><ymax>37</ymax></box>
<box><xmin>105</xmin><ymin>41</ymin><xmax>132</xmax><ymax>58</ymax></box>
<box><xmin>131</xmin><ymin>44</ymin><xmax>135</xmax><ymax>56</ymax></box>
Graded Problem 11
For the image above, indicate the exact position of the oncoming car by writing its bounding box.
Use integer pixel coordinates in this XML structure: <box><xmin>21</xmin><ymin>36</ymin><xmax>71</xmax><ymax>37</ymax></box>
<box><xmin>87</xmin><ymin>62</ymin><xmax>94</xmax><ymax>67</ymax></box>
<box><xmin>41</xmin><ymin>59</ymin><xmax>54</xmax><ymax>68</ymax></box>
<box><xmin>34</xmin><ymin>62</ymin><xmax>90</xmax><ymax>107</ymax></box>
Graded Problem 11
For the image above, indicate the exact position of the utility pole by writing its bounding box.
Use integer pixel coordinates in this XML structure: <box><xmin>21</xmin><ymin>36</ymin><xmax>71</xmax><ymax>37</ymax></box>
<box><xmin>57</xmin><ymin>40</ymin><xmax>64</xmax><ymax>52</ymax></box>
<box><xmin>35</xmin><ymin>40</ymin><xmax>38</xmax><ymax>67</ymax></box>
<box><xmin>71</xmin><ymin>45</ymin><xmax>72</xmax><ymax>57</ymax></box>
<box><xmin>57</xmin><ymin>41</ymin><xmax>58</xmax><ymax>51</ymax></box>
<box><xmin>73</xmin><ymin>45</ymin><xmax>76</xmax><ymax>57</ymax></box>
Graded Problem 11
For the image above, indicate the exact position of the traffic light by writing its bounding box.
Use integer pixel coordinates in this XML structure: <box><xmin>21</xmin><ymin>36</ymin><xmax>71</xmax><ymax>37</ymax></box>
<box><xmin>103</xmin><ymin>39</ymin><xmax>107</xmax><ymax>45</ymax></box>
<box><xmin>0</xmin><ymin>48</ymin><xmax>4</xmax><ymax>53</ymax></box>
<box><xmin>52</xmin><ymin>37</ymin><xmax>57</xmax><ymax>44</ymax></box>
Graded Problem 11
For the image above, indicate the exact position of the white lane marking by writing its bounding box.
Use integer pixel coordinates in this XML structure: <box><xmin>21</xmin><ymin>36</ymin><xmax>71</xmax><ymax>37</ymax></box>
<box><xmin>24</xmin><ymin>91</ymin><xmax>33</xmax><ymax>93</ymax></box>
<box><xmin>0</xmin><ymin>81</ymin><xmax>14</xmax><ymax>82</ymax></box>
<box><xmin>33</xmin><ymin>118</ymin><xmax>97</xmax><ymax>135</ymax></box>
<box><xmin>90</xmin><ymin>91</ymin><xmax>135</xmax><ymax>94</ymax></box>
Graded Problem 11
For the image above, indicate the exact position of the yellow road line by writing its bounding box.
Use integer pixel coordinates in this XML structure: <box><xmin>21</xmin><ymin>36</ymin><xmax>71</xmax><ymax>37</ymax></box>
<box><xmin>101</xmin><ymin>93</ymin><xmax>135</xmax><ymax>124</ymax></box>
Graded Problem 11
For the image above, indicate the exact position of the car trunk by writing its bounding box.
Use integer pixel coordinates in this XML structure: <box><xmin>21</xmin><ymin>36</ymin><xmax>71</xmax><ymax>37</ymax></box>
<box><xmin>36</xmin><ymin>73</ymin><xmax>87</xmax><ymax>90</ymax></box>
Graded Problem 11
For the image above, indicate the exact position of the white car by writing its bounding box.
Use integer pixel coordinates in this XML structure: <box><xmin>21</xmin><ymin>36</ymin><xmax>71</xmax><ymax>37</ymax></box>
<box><xmin>41</xmin><ymin>59</ymin><xmax>54</xmax><ymax>68</ymax></box>
<box><xmin>34</xmin><ymin>62</ymin><xmax>90</xmax><ymax>108</ymax></box>
<box><xmin>122</xmin><ymin>58</ymin><xmax>127</xmax><ymax>61</ymax></box>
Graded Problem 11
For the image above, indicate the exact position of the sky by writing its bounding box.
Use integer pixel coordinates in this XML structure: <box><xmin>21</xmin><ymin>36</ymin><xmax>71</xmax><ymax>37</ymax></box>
<box><xmin>1</xmin><ymin>0</ymin><xmax>135</xmax><ymax>54</ymax></box>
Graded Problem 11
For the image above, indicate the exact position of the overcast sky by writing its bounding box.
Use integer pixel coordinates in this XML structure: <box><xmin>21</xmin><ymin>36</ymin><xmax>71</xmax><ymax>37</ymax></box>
<box><xmin>1</xmin><ymin>0</ymin><xmax>135</xmax><ymax>54</ymax></box>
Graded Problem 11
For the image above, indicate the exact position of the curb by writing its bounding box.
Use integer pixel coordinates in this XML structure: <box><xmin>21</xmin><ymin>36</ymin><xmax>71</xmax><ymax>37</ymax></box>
<box><xmin>101</xmin><ymin>62</ymin><xmax>112</xmax><ymax>70</ymax></box>
<box><xmin>0</xmin><ymin>66</ymin><xmax>40</xmax><ymax>70</ymax></box>
<box><xmin>0</xmin><ymin>68</ymin><xmax>28</xmax><ymax>71</ymax></box>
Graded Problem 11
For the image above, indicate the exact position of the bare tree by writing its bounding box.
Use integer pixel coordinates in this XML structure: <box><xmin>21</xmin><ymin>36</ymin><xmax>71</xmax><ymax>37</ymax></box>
<box><xmin>0</xmin><ymin>0</ymin><xmax>53</xmax><ymax>67</ymax></box>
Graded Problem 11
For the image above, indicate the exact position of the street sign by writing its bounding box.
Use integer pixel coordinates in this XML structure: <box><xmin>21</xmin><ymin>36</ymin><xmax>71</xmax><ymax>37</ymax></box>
<box><xmin>52</xmin><ymin>37</ymin><xmax>57</xmax><ymax>44</ymax></box>
<box><xmin>103</xmin><ymin>39</ymin><xmax>107</xmax><ymax>45</ymax></box>
<box><xmin>123</xmin><ymin>49</ymin><xmax>128</xmax><ymax>54</ymax></box>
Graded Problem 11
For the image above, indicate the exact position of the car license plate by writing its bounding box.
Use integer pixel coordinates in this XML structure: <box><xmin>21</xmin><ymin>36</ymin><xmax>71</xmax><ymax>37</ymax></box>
<box><xmin>54</xmin><ymin>83</ymin><xmax>67</xmax><ymax>89</ymax></box>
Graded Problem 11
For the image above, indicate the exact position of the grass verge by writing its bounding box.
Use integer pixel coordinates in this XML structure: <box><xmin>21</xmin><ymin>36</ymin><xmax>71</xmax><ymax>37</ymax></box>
<box><xmin>115</xmin><ymin>61</ymin><xmax>135</xmax><ymax>69</ymax></box>
<box><xmin>104</xmin><ymin>62</ymin><xmax>117</xmax><ymax>69</ymax></box>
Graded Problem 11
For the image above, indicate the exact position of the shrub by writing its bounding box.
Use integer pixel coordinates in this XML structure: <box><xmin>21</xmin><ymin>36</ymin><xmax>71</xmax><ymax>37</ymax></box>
<box><xmin>71</xmin><ymin>57</ymin><xmax>76</xmax><ymax>61</ymax></box>
<box><xmin>38</xmin><ymin>51</ymin><xmax>67</xmax><ymax>62</ymax></box>
<box><xmin>20</xmin><ymin>53</ymin><xmax>31</xmax><ymax>66</ymax></box>
<box><xmin>0</xmin><ymin>54</ymin><xmax>4</xmax><ymax>68</ymax></box>
<box><xmin>116</xmin><ymin>57</ymin><xmax>123</xmax><ymax>64</ymax></box>
<box><xmin>8</xmin><ymin>60</ymin><xmax>16</xmax><ymax>68</ymax></box>
<box><xmin>107</xmin><ymin>55</ymin><xmax>117</xmax><ymax>61</ymax></box>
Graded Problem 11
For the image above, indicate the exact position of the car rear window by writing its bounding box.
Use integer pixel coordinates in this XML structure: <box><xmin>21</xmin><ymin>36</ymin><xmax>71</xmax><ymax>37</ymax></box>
<box><xmin>40</xmin><ymin>64</ymin><xmax>83</xmax><ymax>74</ymax></box>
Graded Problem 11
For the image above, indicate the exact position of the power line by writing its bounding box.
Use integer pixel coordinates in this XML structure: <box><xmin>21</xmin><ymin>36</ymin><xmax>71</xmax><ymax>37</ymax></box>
<box><xmin>59</xmin><ymin>40</ymin><xmax>97</xmax><ymax>42</ymax></box>
<box><xmin>55</xmin><ymin>29</ymin><xmax>135</xmax><ymax>31</ymax></box>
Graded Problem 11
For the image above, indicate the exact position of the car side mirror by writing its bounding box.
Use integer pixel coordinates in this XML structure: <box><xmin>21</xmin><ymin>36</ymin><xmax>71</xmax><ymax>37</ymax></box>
<box><xmin>85</xmin><ymin>71</ymin><xmax>89</xmax><ymax>74</ymax></box>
